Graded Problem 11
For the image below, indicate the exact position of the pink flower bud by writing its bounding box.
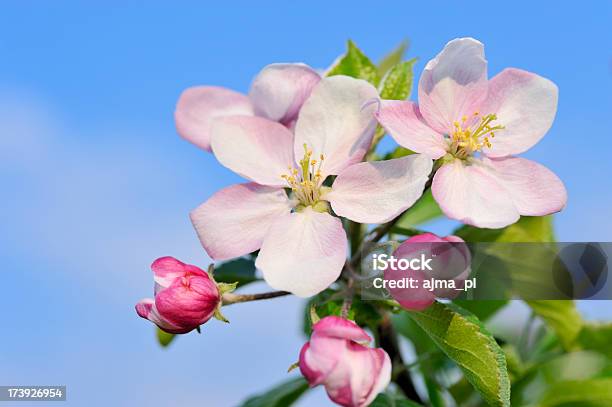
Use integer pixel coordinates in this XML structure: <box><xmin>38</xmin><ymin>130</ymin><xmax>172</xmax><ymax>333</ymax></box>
<box><xmin>135</xmin><ymin>257</ymin><xmax>221</xmax><ymax>334</ymax></box>
<box><xmin>299</xmin><ymin>316</ymin><xmax>391</xmax><ymax>407</ymax></box>
<box><xmin>384</xmin><ymin>233</ymin><xmax>471</xmax><ymax>311</ymax></box>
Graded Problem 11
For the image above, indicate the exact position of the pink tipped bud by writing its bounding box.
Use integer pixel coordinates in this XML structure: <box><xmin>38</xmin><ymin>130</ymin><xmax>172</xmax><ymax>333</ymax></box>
<box><xmin>384</xmin><ymin>233</ymin><xmax>471</xmax><ymax>311</ymax></box>
<box><xmin>135</xmin><ymin>257</ymin><xmax>221</xmax><ymax>334</ymax></box>
<box><xmin>299</xmin><ymin>316</ymin><xmax>391</xmax><ymax>407</ymax></box>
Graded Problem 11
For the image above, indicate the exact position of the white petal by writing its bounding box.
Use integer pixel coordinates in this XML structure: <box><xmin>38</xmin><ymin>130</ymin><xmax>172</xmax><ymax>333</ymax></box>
<box><xmin>249</xmin><ymin>63</ymin><xmax>321</xmax><ymax>125</ymax></box>
<box><xmin>256</xmin><ymin>208</ymin><xmax>347</xmax><ymax>297</ymax></box>
<box><xmin>481</xmin><ymin>68</ymin><xmax>558</xmax><ymax>157</ymax></box>
<box><xmin>190</xmin><ymin>183</ymin><xmax>292</xmax><ymax>260</ymax></box>
<box><xmin>418</xmin><ymin>38</ymin><xmax>488</xmax><ymax>134</ymax></box>
<box><xmin>327</xmin><ymin>155</ymin><xmax>433</xmax><ymax>223</ymax></box>
<box><xmin>432</xmin><ymin>159</ymin><xmax>519</xmax><ymax>228</ymax></box>
<box><xmin>376</xmin><ymin>100</ymin><xmax>448</xmax><ymax>159</ymax></box>
<box><xmin>174</xmin><ymin>86</ymin><xmax>253</xmax><ymax>151</ymax></box>
<box><xmin>294</xmin><ymin>76</ymin><xmax>379</xmax><ymax>176</ymax></box>
<box><xmin>210</xmin><ymin>116</ymin><xmax>295</xmax><ymax>187</ymax></box>
<box><xmin>484</xmin><ymin>156</ymin><xmax>567</xmax><ymax>216</ymax></box>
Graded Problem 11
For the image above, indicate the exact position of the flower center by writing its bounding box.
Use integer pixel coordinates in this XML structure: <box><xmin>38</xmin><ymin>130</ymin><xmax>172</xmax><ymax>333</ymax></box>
<box><xmin>281</xmin><ymin>144</ymin><xmax>326</xmax><ymax>208</ymax></box>
<box><xmin>448</xmin><ymin>112</ymin><xmax>504</xmax><ymax>159</ymax></box>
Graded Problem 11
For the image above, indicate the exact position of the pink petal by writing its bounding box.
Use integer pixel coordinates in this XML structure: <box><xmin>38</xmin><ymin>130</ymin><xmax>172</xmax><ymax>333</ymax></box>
<box><xmin>155</xmin><ymin>275</ymin><xmax>219</xmax><ymax>331</ymax></box>
<box><xmin>151</xmin><ymin>256</ymin><xmax>188</xmax><ymax>289</ymax></box>
<box><xmin>312</xmin><ymin>316</ymin><xmax>371</xmax><ymax>343</ymax></box>
<box><xmin>324</xmin><ymin>343</ymin><xmax>383</xmax><ymax>407</ymax></box>
<box><xmin>135</xmin><ymin>298</ymin><xmax>183</xmax><ymax>333</ymax></box>
<box><xmin>294</xmin><ymin>76</ymin><xmax>379</xmax><ymax>176</ymax></box>
<box><xmin>210</xmin><ymin>115</ymin><xmax>296</xmax><ymax>187</ymax></box>
<box><xmin>255</xmin><ymin>208</ymin><xmax>347</xmax><ymax>297</ymax></box>
<box><xmin>418</xmin><ymin>38</ymin><xmax>488</xmax><ymax>134</ymax></box>
<box><xmin>190</xmin><ymin>183</ymin><xmax>292</xmax><ymax>260</ymax></box>
<box><xmin>362</xmin><ymin>349</ymin><xmax>392</xmax><ymax>406</ymax></box>
<box><xmin>481</xmin><ymin>68</ymin><xmax>558</xmax><ymax>157</ymax></box>
<box><xmin>432</xmin><ymin>159</ymin><xmax>519</xmax><ymax>228</ymax></box>
<box><xmin>151</xmin><ymin>257</ymin><xmax>208</xmax><ymax>289</ymax></box>
<box><xmin>299</xmin><ymin>342</ymin><xmax>326</xmax><ymax>386</ymax></box>
<box><xmin>485</xmin><ymin>156</ymin><xmax>567</xmax><ymax>216</ymax></box>
<box><xmin>376</xmin><ymin>100</ymin><xmax>447</xmax><ymax>159</ymax></box>
<box><xmin>174</xmin><ymin>86</ymin><xmax>254</xmax><ymax>151</ymax></box>
<box><xmin>327</xmin><ymin>154</ymin><xmax>433</xmax><ymax>223</ymax></box>
<box><xmin>301</xmin><ymin>336</ymin><xmax>347</xmax><ymax>387</ymax></box>
<box><xmin>248</xmin><ymin>63</ymin><xmax>321</xmax><ymax>126</ymax></box>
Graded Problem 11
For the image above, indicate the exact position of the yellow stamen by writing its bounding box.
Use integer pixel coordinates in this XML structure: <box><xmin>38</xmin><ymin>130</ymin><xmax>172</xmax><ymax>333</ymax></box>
<box><xmin>448</xmin><ymin>112</ymin><xmax>504</xmax><ymax>159</ymax></box>
<box><xmin>280</xmin><ymin>145</ymin><xmax>327</xmax><ymax>207</ymax></box>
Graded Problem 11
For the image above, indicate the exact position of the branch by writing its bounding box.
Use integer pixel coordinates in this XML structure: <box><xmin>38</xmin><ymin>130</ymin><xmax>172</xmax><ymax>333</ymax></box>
<box><xmin>222</xmin><ymin>291</ymin><xmax>290</xmax><ymax>305</ymax></box>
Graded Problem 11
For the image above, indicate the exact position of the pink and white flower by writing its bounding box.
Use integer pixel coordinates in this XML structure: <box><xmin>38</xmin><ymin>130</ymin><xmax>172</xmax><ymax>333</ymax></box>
<box><xmin>299</xmin><ymin>316</ymin><xmax>391</xmax><ymax>407</ymax></box>
<box><xmin>175</xmin><ymin>63</ymin><xmax>320</xmax><ymax>151</ymax></box>
<box><xmin>384</xmin><ymin>233</ymin><xmax>470</xmax><ymax>310</ymax></box>
<box><xmin>135</xmin><ymin>257</ymin><xmax>221</xmax><ymax>334</ymax></box>
<box><xmin>191</xmin><ymin>75</ymin><xmax>433</xmax><ymax>297</ymax></box>
<box><xmin>377</xmin><ymin>38</ymin><xmax>567</xmax><ymax>228</ymax></box>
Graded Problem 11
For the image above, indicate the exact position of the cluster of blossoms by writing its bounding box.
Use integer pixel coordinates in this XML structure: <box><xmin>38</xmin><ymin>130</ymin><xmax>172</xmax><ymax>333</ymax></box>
<box><xmin>136</xmin><ymin>37</ymin><xmax>566</xmax><ymax>406</ymax></box>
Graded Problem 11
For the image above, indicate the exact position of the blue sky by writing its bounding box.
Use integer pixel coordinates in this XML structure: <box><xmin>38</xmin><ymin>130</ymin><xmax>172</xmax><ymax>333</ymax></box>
<box><xmin>1</xmin><ymin>2</ymin><xmax>611</xmax><ymax>406</ymax></box>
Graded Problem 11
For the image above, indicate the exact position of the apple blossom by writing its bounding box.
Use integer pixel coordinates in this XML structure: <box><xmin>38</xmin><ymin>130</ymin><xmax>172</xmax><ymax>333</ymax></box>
<box><xmin>135</xmin><ymin>257</ymin><xmax>222</xmax><ymax>334</ymax></box>
<box><xmin>377</xmin><ymin>37</ymin><xmax>567</xmax><ymax>228</ymax></box>
<box><xmin>299</xmin><ymin>316</ymin><xmax>391</xmax><ymax>407</ymax></box>
<box><xmin>175</xmin><ymin>63</ymin><xmax>320</xmax><ymax>151</ymax></box>
<box><xmin>384</xmin><ymin>233</ymin><xmax>470</xmax><ymax>310</ymax></box>
<box><xmin>190</xmin><ymin>75</ymin><xmax>433</xmax><ymax>297</ymax></box>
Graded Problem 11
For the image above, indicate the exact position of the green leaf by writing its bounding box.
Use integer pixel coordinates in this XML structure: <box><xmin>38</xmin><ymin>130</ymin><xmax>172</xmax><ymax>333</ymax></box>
<box><xmin>576</xmin><ymin>322</ymin><xmax>612</xmax><ymax>358</ymax></box>
<box><xmin>383</xmin><ymin>146</ymin><xmax>415</xmax><ymax>159</ymax></box>
<box><xmin>239</xmin><ymin>376</ymin><xmax>309</xmax><ymax>407</ymax></box>
<box><xmin>156</xmin><ymin>328</ymin><xmax>175</xmax><ymax>347</ymax></box>
<box><xmin>377</xmin><ymin>40</ymin><xmax>409</xmax><ymax>77</ymax></box>
<box><xmin>327</xmin><ymin>40</ymin><xmax>380</xmax><ymax>85</ymax></box>
<box><xmin>213</xmin><ymin>257</ymin><xmax>258</xmax><ymax>287</ymax></box>
<box><xmin>526</xmin><ymin>300</ymin><xmax>583</xmax><ymax>350</ymax></box>
<box><xmin>370</xmin><ymin>392</ymin><xmax>424</xmax><ymax>406</ymax></box>
<box><xmin>379</xmin><ymin>59</ymin><xmax>416</xmax><ymax>101</ymax></box>
<box><xmin>408</xmin><ymin>302</ymin><xmax>511</xmax><ymax>407</ymax></box>
<box><xmin>395</xmin><ymin>189</ymin><xmax>442</xmax><ymax>228</ymax></box>
<box><xmin>538</xmin><ymin>379</ymin><xmax>612</xmax><ymax>406</ymax></box>
<box><xmin>511</xmin><ymin>351</ymin><xmax>612</xmax><ymax>406</ymax></box>
<box><xmin>453</xmin><ymin>300</ymin><xmax>509</xmax><ymax>321</ymax></box>
<box><xmin>302</xmin><ymin>289</ymin><xmax>343</xmax><ymax>336</ymax></box>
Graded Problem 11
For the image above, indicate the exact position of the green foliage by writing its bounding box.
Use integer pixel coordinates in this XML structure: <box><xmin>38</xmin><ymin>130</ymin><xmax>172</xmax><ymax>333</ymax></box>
<box><xmin>408</xmin><ymin>302</ymin><xmax>511</xmax><ymax>407</ymax></box>
<box><xmin>395</xmin><ymin>189</ymin><xmax>442</xmax><ymax>229</ymax></box>
<box><xmin>511</xmin><ymin>350</ymin><xmax>612</xmax><ymax>406</ymax></box>
<box><xmin>377</xmin><ymin>40</ymin><xmax>409</xmax><ymax>77</ymax></box>
<box><xmin>576</xmin><ymin>322</ymin><xmax>612</xmax><ymax>358</ymax></box>
<box><xmin>370</xmin><ymin>392</ymin><xmax>424</xmax><ymax>406</ymax></box>
<box><xmin>538</xmin><ymin>379</ymin><xmax>612</xmax><ymax>406</ymax></box>
<box><xmin>302</xmin><ymin>290</ymin><xmax>382</xmax><ymax>336</ymax></box>
<box><xmin>454</xmin><ymin>215</ymin><xmax>555</xmax><ymax>243</ymax></box>
<box><xmin>455</xmin><ymin>216</ymin><xmax>585</xmax><ymax>350</ymax></box>
<box><xmin>526</xmin><ymin>300</ymin><xmax>583</xmax><ymax>350</ymax></box>
<box><xmin>239</xmin><ymin>376</ymin><xmax>309</xmax><ymax>407</ymax></box>
<box><xmin>453</xmin><ymin>300</ymin><xmax>509</xmax><ymax>321</ymax></box>
<box><xmin>327</xmin><ymin>40</ymin><xmax>380</xmax><ymax>86</ymax></box>
<box><xmin>213</xmin><ymin>257</ymin><xmax>258</xmax><ymax>287</ymax></box>
<box><xmin>384</xmin><ymin>146</ymin><xmax>415</xmax><ymax>159</ymax></box>
<box><xmin>379</xmin><ymin>59</ymin><xmax>417</xmax><ymax>101</ymax></box>
<box><xmin>156</xmin><ymin>327</ymin><xmax>175</xmax><ymax>347</ymax></box>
